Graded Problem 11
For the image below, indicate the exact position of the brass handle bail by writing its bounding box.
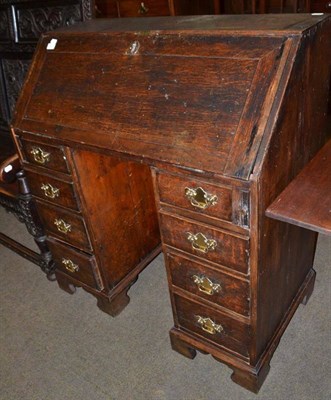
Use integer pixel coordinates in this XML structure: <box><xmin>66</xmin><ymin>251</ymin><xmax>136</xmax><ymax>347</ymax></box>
<box><xmin>138</xmin><ymin>2</ymin><xmax>149</xmax><ymax>14</ymax></box>
<box><xmin>185</xmin><ymin>187</ymin><xmax>218</xmax><ymax>210</ymax></box>
<box><xmin>54</xmin><ymin>218</ymin><xmax>72</xmax><ymax>234</ymax></box>
<box><xmin>187</xmin><ymin>232</ymin><xmax>217</xmax><ymax>254</ymax></box>
<box><xmin>41</xmin><ymin>183</ymin><xmax>60</xmax><ymax>199</ymax></box>
<box><xmin>62</xmin><ymin>258</ymin><xmax>79</xmax><ymax>273</ymax></box>
<box><xmin>192</xmin><ymin>275</ymin><xmax>221</xmax><ymax>296</ymax></box>
<box><xmin>196</xmin><ymin>316</ymin><xmax>223</xmax><ymax>335</ymax></box>
<box><xmin>30</xmin><ymin>147</ymin><xmax>50</xmax><ymax>164</ymax></box>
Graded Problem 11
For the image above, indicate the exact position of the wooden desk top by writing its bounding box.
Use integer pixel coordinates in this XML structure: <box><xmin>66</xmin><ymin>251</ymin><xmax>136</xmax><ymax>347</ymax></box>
<box><xmin>266</xmin><ymin>140</ymin><xmax>331</xmax><ymax>235</ymax></box>
<box><xmin>17</xmin><ymin>15</ymin><xmax>331</xmax><ymax>180</ymax></box>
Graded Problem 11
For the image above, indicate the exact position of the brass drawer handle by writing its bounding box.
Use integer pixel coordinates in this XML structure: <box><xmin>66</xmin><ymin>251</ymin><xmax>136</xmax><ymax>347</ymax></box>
<box><xmin>30</xmin><ymin>147</ymin><xmax>50</xmax><ymax>164</ymax></box>
<box><xmin>187</xmin><ymin>232</ymin><xmax>217</xmax><ymax>254</ymax></box>
<box><xmin>138</xmin><ymin>2</ymin><xmax>149</xmax><ymax>14</ymax></box>
<box><xmin>192</xmin><ymin>275</ymin><xmax>221</xmax><ymax>296</ymax></box>
<box><xmin>41</xmin><ymin>183</ymin><xmax>60</xmax><ymax>199</ymax></box>
<box><xmin>54</xmin><ymin>218</ymin><xmax>72</xmax><ymax>234</ymax></box>
<box><xmin>196</xmin><ymin>315</ymin><xmax>223</xmax><ymax>335</ymax></box>
<box><xmin>62</xmin><ymin>258</ymin><xmax>79</xmax><ymax>273</ymax></box>
<box><xmin>185</xmin><ymin>187</ymin><xmax>218</xmax><ymax>210</ymax></box>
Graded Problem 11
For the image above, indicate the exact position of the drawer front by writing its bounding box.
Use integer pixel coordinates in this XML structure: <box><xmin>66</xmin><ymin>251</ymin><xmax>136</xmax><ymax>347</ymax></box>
<box><xmin>167</xmin><ymin>252</ymin><xmax>249</xmax><ymax>316</ymax></box>
<box><xmin>36</xmin><ymin>201</ymin><xmax>91</xmax><ymax>252</ymax></box>
<box><xmin>118</xmin><ymin>0</ymin><xmax>170</xmax><ymax>17</ymax></box>
<box><xmin>26</xmin><ymin>170</ymin><xmax>79</xmax><ymax>211</ymax></box>
<box><xmin>21</xmin><ymin>139</ymin><xmax>69</xmax><ymax>173</ymax></box>
<box><xmin>174</xmin><ymin>294</ymin><xmax>250</xmax><ymax>357</ymax></box>
<box><xmin>160</xmin><ymin>214</ymin><xmax>249</xmax><ymax>274</ymax></box>
<box><xmin>156</xmin><ymin>172</ymin><xmax>232</xmax><ymax>222</ymax></box>
<box><xmin>47</xmin><ymin>238</ymin><xmax>100</xmax><ymax>289</ymax></box>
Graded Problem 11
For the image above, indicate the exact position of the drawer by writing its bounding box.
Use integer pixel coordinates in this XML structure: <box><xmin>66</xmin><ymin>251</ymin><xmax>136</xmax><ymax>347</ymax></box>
<box><xmin>118</xmin><ymin>0</ymin><xmax>170</xmax><ymax>17</ymax></box>
<box><xmin>160</xmin><ymin>213</ymin><xmax>249</xmax><ymax>274</ymax></box>
<box><xmin>174</xmin><ymin>293</ymin><xmax>250</xmax><ymax>358</ymax></box>
<box><xmin>36</xmin><ymin>201</ymin><xmax>92</xmax><ymax>252</ymax></box>
<box><xmin>156</xmin><ymin>172</ymin><xmax>232</xmax><ymax>222</ymax></box>
<box><xmin>47</xmin><ymin>238</ymin><xmax>100</xmax><ymax>289</ymax></box>
<box><xmin>25</xmin><ymin>170</ymin><xmax>79</xmax><ymax>211</ymax></box>
<box><xmin>21</xmin><ymin>139</ymin><xmax>69</xmax><ymax>174</ymax></box>
<box><xmin>167</xmin><ymin>252</ymin><xmax>249</xmax><ymax>316</ymax></box>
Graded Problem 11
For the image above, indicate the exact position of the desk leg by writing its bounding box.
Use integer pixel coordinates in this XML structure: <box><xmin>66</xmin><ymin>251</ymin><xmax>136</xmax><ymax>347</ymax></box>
<box><xmin>55</xmin><ymin>272</ymin><xmax>76</xmax><ymax>294</ymax></box>
<box><xmin>170</xmin><ymin>329</ymin><xmax>197</xmax><ymax>359</ymax></box>
<box><xmin>96</xmin><ymin>289</ymin><xmax>130</xmax><ymax>317</ymax></box>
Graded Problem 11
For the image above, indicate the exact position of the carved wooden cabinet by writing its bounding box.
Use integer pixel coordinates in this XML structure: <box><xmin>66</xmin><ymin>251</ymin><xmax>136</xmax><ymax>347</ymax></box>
<box><xmin>12</xmin><ymin>15</ymin><xmax>331</xmax><ymax>392</ymax></box>
<box><xmin>0</xmin><ymin>0</ymin><xmax>94</xmax><ymax>142</ymax></box>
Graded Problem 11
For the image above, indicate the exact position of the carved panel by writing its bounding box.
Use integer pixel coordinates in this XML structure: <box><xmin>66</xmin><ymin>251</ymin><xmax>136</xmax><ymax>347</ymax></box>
<box><xmin>82</xmin><ymin>0</ymin><xmax>94</xmax><ymax>19</ymax></box>
<box><xmin>2</xmin><ymin>58</ymin><xmax>31</xmax><ymax>120</ymax></box>
<box><xmin>0</xmin><ymin>6</ymin><xmax>10</xmax><ymax>41</ymax></box>
<box><xmin>14</xmin><ymin>3</ymin><xmax>83</xmax><ymax>42</ymax></box>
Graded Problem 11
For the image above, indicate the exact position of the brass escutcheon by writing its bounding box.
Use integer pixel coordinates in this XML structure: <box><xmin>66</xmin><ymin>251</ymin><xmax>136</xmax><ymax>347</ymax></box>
<box><xmin>41</xmin><ymin>183</ymin><xmax>60</xmax><ymax>199</ymax></box>
<box><xmin>62</xmin><ymin>258</ymin><xmax>79</xmax><ymax>273</ymax></box>
<box><xmin>138</xmin><ymin>2</ymin><xmax>149</xmax><ymax>14</ymax></box>
<box><xmin>195</xmin><ymin>315</ymin><xmax>223</xmax><ymax>335</ymax></box>
<box><xmin>185</xmin><ymin>187</ymin><xmax>218</xmax><ymax>210</ymax></box>
<box><xmin>187</xmin><ymin>232</ymin><xmax>217</xmax><ymax>254</ymax></box>
<box><xmin>54</xmin><ymin>218</ymin><xmax>71</xmax><ymax>234</ymax></box>
<box><xmin>192</xmin><ymin>275</ymin><xmax>221</xmax><ymax>296</ymax></box>
<box><xmin>30</xmin><ymin>147</ymin><xmax>50</xmax><ymax>164</ymax></box>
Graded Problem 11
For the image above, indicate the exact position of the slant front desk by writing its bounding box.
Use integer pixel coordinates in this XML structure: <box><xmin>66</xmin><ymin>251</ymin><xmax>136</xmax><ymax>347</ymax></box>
<box><xmin>12</xmin><ymin>15</ymin><xmax>331</xmax><ymax>392</ymax></box>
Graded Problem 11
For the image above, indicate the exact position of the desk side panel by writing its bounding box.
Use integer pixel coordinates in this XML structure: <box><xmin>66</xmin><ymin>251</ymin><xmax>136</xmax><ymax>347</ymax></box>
<box><xmin>252</xmin><ymin>17</ymin><xmax>331</xmax><ymax>363</ymax></box>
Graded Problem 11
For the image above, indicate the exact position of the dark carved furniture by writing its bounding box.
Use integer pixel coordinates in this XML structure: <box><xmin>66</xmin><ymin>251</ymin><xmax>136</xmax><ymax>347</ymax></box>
<box><xmin>0</xmin><ymin>0</ymin><xmax>94</xmax><ymax>140</ymax></box>
<box><xmin>11</xmin><ymin>15</ymin><xmax>331</xmax><ymax>391</ymax></box>
<box><xmin>0</xmin><ymin>0</ymin><xmax>94</xmax><ymax>265</ymax></box>
<box><xmin>0</xmin><ymin>152</ymin><xmax>53</xmax><ymax>271</ymax></box>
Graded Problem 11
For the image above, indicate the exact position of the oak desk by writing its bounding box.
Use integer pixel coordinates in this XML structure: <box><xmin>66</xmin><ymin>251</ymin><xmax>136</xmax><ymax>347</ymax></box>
<box><xmin>12</xmin><ymin>15</ymin><xmax>331</xmax><ymax>392</ymax></box>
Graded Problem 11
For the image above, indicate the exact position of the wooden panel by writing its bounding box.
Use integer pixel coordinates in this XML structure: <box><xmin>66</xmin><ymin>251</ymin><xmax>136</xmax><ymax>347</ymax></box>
<box><xmin>36</xmin><ymin>200</ymin><xmax>92</xmax><ymax>251</ymax></box>
<box><xmin>71</xmin><ymin>149</ymin><xmax>161</xmax><ymax>287</ymax></box>
<box><xmin>25</xmin><ymin>170</ymin><xmax>80</xmax><ymax>211</ymax></box>
<box><xmin>21</xmin><ymin>138</ymin><xmax>70</xmax><ymax>173</ymax></box>
<box><xmin>24</xmin><ymin>51</ymin><xmax>257</xmax><ymax>175</ymax></box>
<box><xmin>266</xmin><ymin>140</ymin><xmax>331</xmax><ymax>235</ymax></box>
<box><xmin>173</xmin><ymin>293</ymin><xmax>250</xmax><ymax>357</ymax></box>
<box><xmin>166</xmin><ymin>252</ymin><xmax>250</xmax><ymax>316</ymax></box>
<box><xmin>47</xmin><ymin>238</ymin><xmax>100</xmax><ymax>289</ymax></box>
<box><xmin>159</xmin><ymin>213</ymin><xmax>249</xmax><ymax>274</ymax></box>
<box><xmin>156</xmin><ymin>172</ymin><xmax>233</xmax><ymax>222</ymax></box>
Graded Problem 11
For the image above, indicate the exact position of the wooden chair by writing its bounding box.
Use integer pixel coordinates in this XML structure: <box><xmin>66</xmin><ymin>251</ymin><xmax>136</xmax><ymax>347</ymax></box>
<box><xmin>0</xmin><ymin>139</ymin><xmax>53</xmax><ymax>274</ymax></box>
